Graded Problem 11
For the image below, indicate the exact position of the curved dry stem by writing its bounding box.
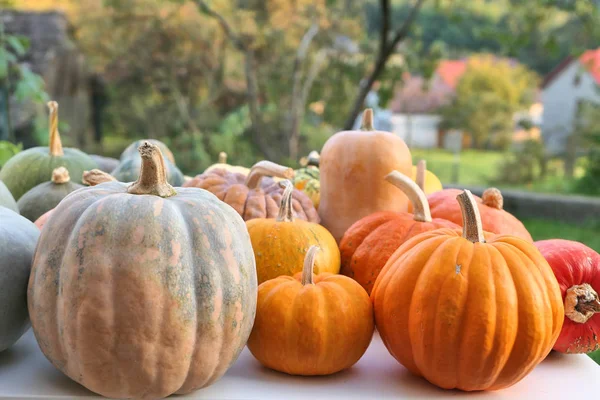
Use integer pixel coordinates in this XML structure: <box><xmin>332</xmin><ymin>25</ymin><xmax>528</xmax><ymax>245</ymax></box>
<box><xmin>47</xmin><ymin>101</ymin><xmax>63</xmax><ymax>156</ymax></box>
<box><xmin>456</xmin><ymin>190</ymin><xmax>485</xmax><ymax>243</ymax></box>
<box><xmin>128</xmin><ymin>142</ymin><xmax>177</xmax><ymax>197</ymax></box>
<box><xmin>245</xmin><ymin>160</ymin><xmax>294</xmax><ymax>189</ymax></box>
<box><xmin>360</xmin><ymin>108</ymin><xmax>374</xmax><ymax>131</ymax></box>
<box><xmin>416</xmin><ymin>160</ymin><xmax>426</xmax><ymax>191</ymax></box>
<box><xmin>276</xmin><ymin>180</ymin><xmax>295</xmax><ymax>222</ymax></box>
<box><xmin>83</xmin><ymin>169</ymin><xmax>117</xmax><ymax>186</ymax></box>
<box><xmin>301</xmin><ymin>245</ymin><xmax>320</xmax><ymax>285</ymax></box>
<box><xmin>51</xmin><ymin>167</ymin><xmax>70</xmax><ymax>184</ymax></box>
<box><xmin>482</xmin><ymin>188</ymin><xmax>503</xmax><ymax>210</ymax></box>
<box><xmin>565</xmin><ymin>283</ymin><xmax>600</xmax><ymax>324</ymax></box>
<box><xmin>385</xmin><ymin>171</ymin><xmax>432</xmax><ymax>222</ymax></box>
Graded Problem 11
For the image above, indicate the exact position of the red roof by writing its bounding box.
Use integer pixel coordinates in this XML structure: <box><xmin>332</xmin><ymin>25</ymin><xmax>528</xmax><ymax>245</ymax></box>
<box><xmin>542</xmin><ymin>48</ymin><xmax>600</xmax><ymax>88</ymax></box>
<box><xmin>436</xmin><ymin>60</ymin><xmax>467</xmax><ymax>89</ymax></box>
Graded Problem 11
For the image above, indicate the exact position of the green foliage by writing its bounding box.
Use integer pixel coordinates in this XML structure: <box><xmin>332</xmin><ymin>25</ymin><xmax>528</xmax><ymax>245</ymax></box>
<box><xmin>523</xmin><ymin>219</ymin><xmax>600</xmax><ymax>253</ymax></box>
<box><xmin>493</xmin><ymin>140</ymin><xmax>547</xmax><ymax>185</ymax></box>
<box><xmin>0</xmin><ymin>140</ymin><xmax>21</xmax><ymax>168</ymax></box>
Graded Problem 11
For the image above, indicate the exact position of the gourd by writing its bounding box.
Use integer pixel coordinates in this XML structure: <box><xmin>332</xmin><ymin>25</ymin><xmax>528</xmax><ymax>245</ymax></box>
<box><xmin>0</xmin><ymin>101</ymin><xmax>97</xmax><ymax>200</ymax></box>
<box><xmin>28</xmin><ymin>142</ymin><xmax>257</xmax><ymax>398</ymax></box>
<box><xmin>0</xmin><ymin>180</ymin><xmax>18</xmax><ymax>213</ymax></box>
<box><xmin>319</xmin><ymin>109</ymin><xmax>412</xmax><ymax>242</ymax></box>
<box><xmin>411</xmin><ymin>160</ymin><xmax>442</xmax><ymax>195</ymax></box>
<box><xmin>112</xmin><ymin>140</ymin><xmax>184</xmax><ymax>186</ymax></box>
<box><xmin>371</xmin><ymin>190</ymin><xmax>563</xmax><ymax>391</ymax></box>
<box><xmin>535</xmin><ymin>239</ymin><xmax>600</xmax><ymax>353</ymax></box>
<box><xmin>248</xmin><ymin>246</ymin><xmax>374</xmax><ymax>375</ymax></box>
<box><xmin>185</xmin><ymin>161</ymin><xmax>319</xmax><ymax>222</ymax></box>
<box><xmin>293</xmin><ymin>151</ymin><xmax>320</xmax><ymax>209</ymax></box>
<box><xmin>428</xmin><ymin>187</ymin><xmax>533</xmax><ymax>241</ymax></box>
<box><xmin>339</xmin><ymin>171</ymin><xmax>458</xmax><ymax>294</ymax></box>
<box><xmin>0</xmin><ymin>207</ymin><xmax>39</xmax><ymax>351</ymax></box>
<box><xmin>90</xmin><ymin>154</ymin><xmax>120</xmax><ymax>173</ymax></box>
<box><xmin>205</xmin><ymin>152</ymin><xmax>249</xmax><ymax>175</ymax></box>
<box><xmin>17</xmin><ymin>167</ymin><xmax>84</xmax><ymax>222</ymax></box>
<box><xmin>246</xmin><ymin>180</ymin><xmax>339</xmax><ymax>284</ymax></box>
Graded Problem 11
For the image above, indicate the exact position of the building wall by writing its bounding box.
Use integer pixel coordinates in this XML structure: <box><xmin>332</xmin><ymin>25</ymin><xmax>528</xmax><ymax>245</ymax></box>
<box><xmin>390</xmin><ymin>114</ymin><xmax>440</xmax><ymax>149</ymax></box>
<box><xmin>541</xmin><ymin>61</ymin><xmax>600</xmax><ymax>155</ymax></box>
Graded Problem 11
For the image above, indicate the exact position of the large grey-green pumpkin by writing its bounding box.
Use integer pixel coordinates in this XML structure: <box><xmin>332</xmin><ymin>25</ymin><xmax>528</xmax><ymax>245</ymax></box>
<box><xmin>28</xmin><ymin>142</ymin><xmax>257</xmax><ymax>398</ymax></box>
<box><xmin>120</xmin><ymin>139</ymin><xmax>176</xmax><ymax>164</ymax></box>
<box><xmin>0</xmin><ymin>102</ymin><xmax>97</xmax><ymax>200</ymax></box>
<box><xmin>17</xmin><ymin>167</ymin><xmax>84</xmax><ymax>222</ymax></box>
<box><xmin>90</xmin><ymin>154</ymin><xmax>120</xmax><ymax>173</ymax></box>
<box><xmin>0</xmin><ymin>206</ymin><xmax>40</xmax><ymax>352</ymax></box>
<box><xmin>112</xmin><ymin>150</ymin><xmax>184</xmax><ymax>186</ymax></box>
<box><xmin>0</xmin><ymin>180</ymin><xmax>18</xmax><ymax>213</ymax></box>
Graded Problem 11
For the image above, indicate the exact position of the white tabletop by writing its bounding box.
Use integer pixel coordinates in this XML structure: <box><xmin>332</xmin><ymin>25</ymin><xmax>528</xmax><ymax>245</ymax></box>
<box><xmin>0</xmin><ymin>330</ymin><xmax>598</xmax><ymax>399</ymax></box>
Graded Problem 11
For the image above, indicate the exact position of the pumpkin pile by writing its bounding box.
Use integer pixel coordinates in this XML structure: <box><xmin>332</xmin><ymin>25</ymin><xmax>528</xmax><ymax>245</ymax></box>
<box><xmin>1</xmin><ymin>105</ymin><xmax>599</xmax><ymax>399</ymax></box>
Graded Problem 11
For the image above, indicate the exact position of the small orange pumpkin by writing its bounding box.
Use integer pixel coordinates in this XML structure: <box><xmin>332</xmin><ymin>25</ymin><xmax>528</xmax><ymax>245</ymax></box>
<box><xmin>340</xmin><ymin>171</ymin><xmax>458</xmax><ymax>294</ymax></box>
<box><xmin>246</xmin><ymin>180</ymin><xmax>339</xmax><ymax>284</ymax></box>
<box><xmin>371</xmin><ymin>190</ymin><xmax>563</xmax><ymax>391</ymax></box>
<box><xmin>248</xmin><ymin>246</ymin><xmax>374</xmax><ymax>376</ymax></box>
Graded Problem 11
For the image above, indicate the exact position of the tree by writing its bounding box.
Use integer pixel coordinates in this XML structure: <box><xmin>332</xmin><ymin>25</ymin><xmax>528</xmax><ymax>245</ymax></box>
<box><xmin>440</xmin><ymin>54</ymin><xmax>539</xmax><ymax>149</ymax></box>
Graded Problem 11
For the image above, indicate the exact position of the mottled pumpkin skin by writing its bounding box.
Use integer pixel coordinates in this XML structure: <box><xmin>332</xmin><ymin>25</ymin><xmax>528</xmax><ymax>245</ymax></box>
<box><xmin>0</xmin><ymin>207</ymin><xmax>39</xmax><ymax>351</ymax></box>
<box><xmin>17</xmin><ymin>180</ymin><xmax>84</xmax><ymax>222</ymax></box>
<box><xmin>184</xmin><ymin>169</ymin><xmax>319</xmax><ymax>222</ymax></box>
<box><xmin>428</xmin><ymin>189</ymin><xmax>533</xmax><ymax>241</ymax></box>
<box><xmin>371</xmin><ymin>230</ymin><xmax>563</xmax><ymax>391</ymax></box>
<box><xmin>248</xmin><ymin>272</ymin><xmax>374</xmax><ymax>375</ymax></box>
<box><xmin>34</xmin><ymin>209</ymin><xmax>53</xmax><ymax>230</ymax></box>
<box><xmin>120</xmin><ymin>139</ymin><xmax>176</xmax><ymax>164</ymax></box>
<box><xmin>340</xmin><ymin>211</ymin><xmax>458</xmax><ymax>294</ymax></box>
<box><xmin>28</xmin><ymin>182</ymin><xmax>257</xmax><ymax>399</ymax></box>
<box><xmin>112</xmin><ymin>156</ymin><xmax>184</xmax><ymax>186</ymax></box>
<box><xmin>90</xmin><ymin>154</ymin><xmax>120</xmax><ymax>173</ymax></box>
<box><xmin>293</xmin><ymin>166</ymin><xmax>320</xmax><ymax>209</ymax></box>
<box><xmin>0</xmin><ymin>180</ymin><xmax>18</xmax><ymax>213</ymax></box>
<box><xmin>0</xmin><ymin>147</ymin><xmax>97</xmax><ymax>200</ymax></box>
<box><xmin>246</xmin><ymin>218</ymin><xmax>340</xmax><ymax>284</ymax></box>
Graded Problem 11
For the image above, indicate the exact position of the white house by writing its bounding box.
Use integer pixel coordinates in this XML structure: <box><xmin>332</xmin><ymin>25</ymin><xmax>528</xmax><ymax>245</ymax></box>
<box><xmin>541</xmin><ymin>49</ymin><xmax>600</xmax><ymax>155</ymax></box>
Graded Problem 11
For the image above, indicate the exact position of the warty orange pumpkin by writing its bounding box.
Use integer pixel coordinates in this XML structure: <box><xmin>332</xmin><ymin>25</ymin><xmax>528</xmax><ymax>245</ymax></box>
<box><xmin>248</xmin><ymin>246</ymin><xmax>374</xmax><ymax>375</ymax></box>
<box><xmin>246</xmin><ymin>180</ymin><xmax>339</xmax><ymax>284</ymax></box>
<box><xmin>340</xmin><ymin>170</ymin><xmax>458</xmax><ymax>294</ymax></box>
<box><xmin>371</xmin><ymin>190</ymin><xmax>563</xmax><ymax>391</ymax></box>
<box><xmin>28</xmin><ymin>142</ymin><xmax>257</xmax><ymax>399</ymax></box>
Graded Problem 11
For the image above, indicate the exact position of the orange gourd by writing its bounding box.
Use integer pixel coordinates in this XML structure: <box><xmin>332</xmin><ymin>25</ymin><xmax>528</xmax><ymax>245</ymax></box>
<box><xmin>371</xmin><ymin>190</ymin><xmax>563</xmax><ymax>391</ymax></box>
<box><xmin>319</xmin><ymin>109</ymin><xmax>412</xmax><ymax>242</ymax></box>
<box><xmin>428</xmin><ymin>187</ymin><xmax>533</xmax><ymax>241</ymax></box>
<box><xmin>340</xmin><ymin>171</ymin><xmax>458</xmax><ymax>294</ymax></box>
<box><xmin>248</xmin><ymin>246</ymin><xmax>374</xmax><ymax>376</ymax></box>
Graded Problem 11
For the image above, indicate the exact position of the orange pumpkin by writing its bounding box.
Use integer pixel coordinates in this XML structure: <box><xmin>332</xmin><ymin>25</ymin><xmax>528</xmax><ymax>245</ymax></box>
<box><xmin>246</xmin><ymin>180</ymin><xmax>339</xmax><ymax>285</ymax></box>
<box><xmin>319</xmin><ymin>108</ymin><xmax>412</xmax><ymax>242</ymax></box>
<box><xmin>248</xmin><ymin>246</ymin><xmax>374</xmax><ymax>376</ymax></box>
<box><xmin>340</xmin><ymin>171</ymin><xmax>458</xmax><ymax>294</ymax></box>
<box><xmin>428</xmin><ymin>187</ymin><xmax>533</xmax><ymax>241</ymax></box>
<box><xmin>371</xmin><ymin>190</ymin><xmax>563</xmax><ymax>391</ymax></box>
<box><xmin>185</xmin><ymin>160</ymin><xmax>319</xmax><ymax>222</ymax></box>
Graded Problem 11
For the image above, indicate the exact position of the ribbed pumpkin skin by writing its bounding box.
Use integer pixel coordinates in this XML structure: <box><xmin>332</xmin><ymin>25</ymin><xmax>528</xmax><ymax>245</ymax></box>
<box><xmin>428</xmin><ymin>189</ymin><xmax>533</xmax><ymax>241</ymax></box>
<box><xmin>340</xmin><ymin>211</ymin><xmax>458</xmax><ymax>294</ymax></box>
<box><xmin>0</xmin><ymin>180</ymin><xmax>18</xmax><ymax>213</ymax></box>
<box><xmin>120</xmin><ymin>139</ymin><xmax>176</xmax><ymax>164</ymax></box>
<box><xmin>0</xmin><ymin>207</ymin><xmax>39</xmax><ymax>351</ymax></box>
<box><xmin>17</xmin><ymin>180</ymin><xmax>84</xmax><ymax>222</ymax></box>
<box><xmin>248</xmin><ymin>272</ymin><xmax>374</xmax><ymax>375</ymax></box>
<box><xmin>34</xmin><ymin>209</ymin><xmax>53</xmax><ymax>230</ymax></box>
<box><xmin>28</xmin><ymin>182</ymin><xmax>257</xmax><ymax>399</ymax></box>
<box><xmin>371</xmin><ymin>230</ymin><xmax>563</xmax><ymax>391</ymax></box>
<box><xmin>0</xmin><ymin>147</ymin><xmax>97</xmax><ymax>200</ymax></box>
<box><xmin>112</xmin><ymin>156</ymin><xmax>185</xmax><ymax>186</ymax></box>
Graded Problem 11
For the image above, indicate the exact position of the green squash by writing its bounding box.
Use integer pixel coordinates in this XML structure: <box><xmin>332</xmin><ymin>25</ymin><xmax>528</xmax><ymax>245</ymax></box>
<box><xmin>0</xmin><ymin>101</ymin><xmax>97</xmax><ymax>200</ymax></box>
<box><xmin>17</xmin><ymin>167</ymin><xmax>85</xmax><ymax>222</ymax></box>
<box><xmin>0</xmin><ymin>206</ymin><xmax>40</xmax><ymax>351</ymax></box>
<box><xmin>90</xmin><ymin>154</ymin><xmax>120</xmax><ymax>173</ymax></box>
<box><xmin>293</xmin><ymin>165</ymin><xmax>320</xmax><ymax>209</ymax></box>
<box><xmin>120</xmin><ymin>139</ymin><xmax>176</xmax><ymax>164</ymax></box>
<box><xmin>0</xmin><ymin>180</ymin><xmax>18</xmax><ymax>213</ymax></box>
<box><xmin>112</xmin><ymin>153</ymin><xmax>184</xmax><ymax>186</ymax></box>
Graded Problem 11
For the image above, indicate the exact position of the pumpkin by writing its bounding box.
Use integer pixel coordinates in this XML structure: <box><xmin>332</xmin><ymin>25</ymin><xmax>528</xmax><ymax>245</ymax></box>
<box><xmin>112</xmin><ymin>151</ymin><xmax>184</xmax><ymax>187</ymax></box>
<box><xmin>371</xmin><ymin>190</ymin><xmax>563</xmax><ymax>391</ymax></box>
<box><xmin>340</xmin><ymin>171</ymin><xmax>459</xmax><ymax>294</ymax></box>
<box><xmin>119</xmin><ymin>138</ymin><xmax>176</xmax><ymax>164</ymax></box>
<box><xmin>247</xmin><ymin>180</ymin><xmax>339</xmax><ymax>284</ymax></box>
<box><xmin>17</xmin><ymin>167</ymin><xmax>84</xmax><ymax>222</ymax></box>
<box><xmin>0</xmin><ymin>180</ymin><xmax>18</xmax><ymax>213</ymax></box>
<box><xmin>90</xmin><ymin>154</ymin><xmax>120</xmax><ymax>173</ymax></box>
<box><xmin>248</xmin><ymin>246</ymin><xmax>374</xmax><ymax>375</ymax></box>
<box><xmin>412</xmin><ymin>160</ymin><xmax>443</xmax><ymax>195</ymax></box>
<box><xmin>293</xmin><ymin>151</ymin><xmax>320</xmax><ymax>209</ymax></box>
<box><xmin>205</xmin><ymin>152</ymin><xmax>250</xmax><ymax>175</ymax></box>
<box><xmin>428</xmin><ymin>187</ymin><xmax>533</xmax><ymax>241</ymax></box>
<box><xmin>0</xmin><ymin>101</ymin><xmax>97</xmax><ymax>200</ymax></box>
<box><xmin>319</xmin><ymin>108</ymin><xmax>412</xmax><ymax>242</ymax></box>
<box><xmin>28</xmin><ymin>142</ymin><xmax>257</xmax><ymax>398</ymax></box>
<box><xmin>184</xmin><ymin>161</ymin><xmax>319</xmax><ymax>222</ymax></box>
<box><xmin>0</xmin><ymin>206</ymin><xmax>39</xmax><ymax>351</ymax></box>
<box><xmin>535</xmin><ymin>239</ymin><xmax>600</xmax><ymax>353</ymax></box>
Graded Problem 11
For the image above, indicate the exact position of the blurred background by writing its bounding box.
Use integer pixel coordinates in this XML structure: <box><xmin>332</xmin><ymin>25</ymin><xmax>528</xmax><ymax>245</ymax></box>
<box><xmin>0</xmin><ymin>0</ymin><xmax>598</xmax><ymax>249</ymax></box>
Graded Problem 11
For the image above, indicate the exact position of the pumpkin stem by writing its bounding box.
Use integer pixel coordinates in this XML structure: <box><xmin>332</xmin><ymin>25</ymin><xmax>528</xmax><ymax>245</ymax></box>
<box><xmin>127</xmin><ymin>142</ymin><xmax>177</xmax><ymax>197</ymax></box>
<box><xmin>47</xmin><ymin>101</ymin><xmax>64</xmax><ymax>157</ymax></box>
<box><xmin>218</xmin><ymin>152</ymin><xmax>227</xmax><ymax>164</ymax></box>
<box><xmin>360</xmin><ymin>108</ymin><xmax>375</xmax><ymax>131</ymax></box>
<box><xmin>415</xmin><ymin>160</ymin><xmax>426</xmax><ymax>191</ymax></box>
<box><xmin>482</xmin><ymin>188</ymin><xmax>503</xmax><ymax>210</ymax></box>
<box><xmin>385</xmin><ymin>170</ymin><xmax>432</xmax><ymax>222</ymax></box>
<box><xmin>51</xmin><ymin>167</ymin><xmax>70</xmax><ymax>184</ymax></box>
<box><xmin>82</xmin><ymin>169</ymin><xmax>116</xmax><ymax>186</ymax></box>
<box><xmin>565</xmin><ymin>283</ymin><xmax>600</xmax><ymax>324</ymax></box>
<box><xmin>245</xmin><ymin>161</ymin><xmax>294</xmax><ymax>189</ymax></box>
<box><xmin>456</xmin><ymin>190</ymin><xmax>485</xmax><ymax>243</ymax></box>
<box><xmin>276</xmin><ymin>180</ymin><xmax>295</xmax><ymax>222</ymax></box>
<box><xmin>301</xmin><ymin>245</ymin><xmax>320</xmax><ymax>285</ymax></box>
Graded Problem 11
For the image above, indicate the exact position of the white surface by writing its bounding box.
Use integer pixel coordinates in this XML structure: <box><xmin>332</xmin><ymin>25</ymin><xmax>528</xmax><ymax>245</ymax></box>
<box><xmin>0</xmin><ymin>330</ymin><xmax>598</xmax><ymax>399</ymax></box>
